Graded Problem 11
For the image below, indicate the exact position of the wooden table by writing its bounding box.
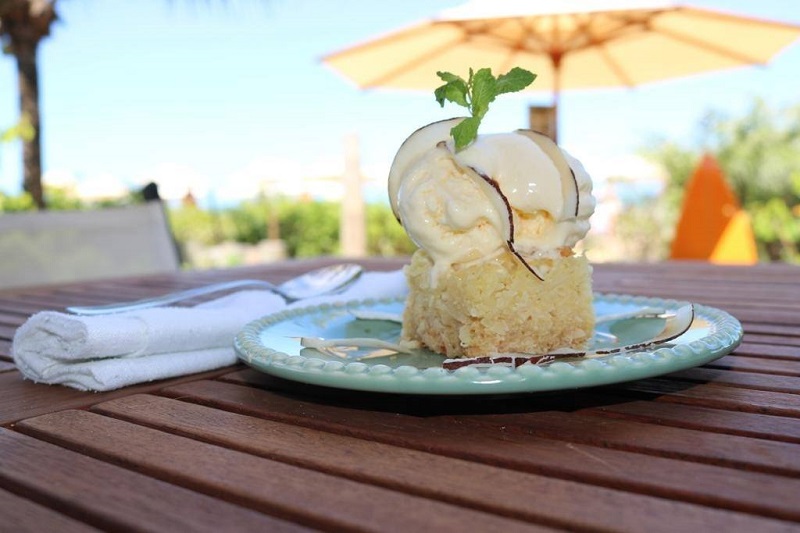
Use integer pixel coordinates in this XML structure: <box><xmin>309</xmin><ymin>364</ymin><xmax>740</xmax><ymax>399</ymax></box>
<box><xmin>1</xmin><ymin>257</ymin><xmax>799</xmax><ymax>532</ymax></box>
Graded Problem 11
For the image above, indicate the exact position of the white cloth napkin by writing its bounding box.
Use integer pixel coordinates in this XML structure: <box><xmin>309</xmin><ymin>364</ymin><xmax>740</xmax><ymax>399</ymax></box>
<box><xmin>12</xmin><ymin>270</ymin><xmax>407</xmax><ymax>392</ymax></box>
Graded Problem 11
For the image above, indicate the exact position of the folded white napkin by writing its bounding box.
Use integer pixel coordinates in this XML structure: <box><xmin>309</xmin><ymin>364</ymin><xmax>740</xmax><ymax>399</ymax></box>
<box><xmin>12</xmin><ymin>270</ymin><xmax>407</xmax><ymax>392</ymax></box>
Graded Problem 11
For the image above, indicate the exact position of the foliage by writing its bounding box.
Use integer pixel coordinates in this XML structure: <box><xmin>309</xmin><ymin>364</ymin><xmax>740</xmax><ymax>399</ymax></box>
<box><xmin>703</xmin><ymin>100</ymin><xmax>800</xmax><ymax>205</ymax></box>
<box><xmin>0</xmin><ymin>186</ymin><xmax>132</xmax><ymax>212</ymax></box>
<box><xmin>750</xmin><ymin>174</ymin><xmax>800</xmax><ymax>262</ymax></box>
<box><xmin>43</xmin><ymin>187</ymin><xmax>88</xmax><ymax>210</ymax></box>
<box><xmin>167</xmin><ymin>197</ymin><xmax>416</xmax><ymax>263</ymax></box>
<box><xmin>0</xmin><ymin>190</ymin><xmax>35</xmax><ymax>211</ymax></box>
<box><xmin>637</xmin><ymin>98</ymin><xmax>800</xmax><ymax>262</ymax></box>
<box><xmin>277</xmin><ymin>200</ymin><xmax>340</xmax><ymax>257</ymax></box>
<box><xmin>167</xmin><ymin>204</ymin><xmax>226</xmax><ymax>247</ymax></box>
<box><xmin>1</xmin><ymin>117</ymin><xmax>34</xmax><ymax>143</ymax></box>
<box><xmin>226</xmin><ymin>197</ymin><xmax>273</xmax><ymax>245</ymax></box>
<box><xmin>612</xmin><ymin>196</ymin><xmax>676</xmax><ymax>262</ymax></box>
<box><xmin>638</xmin><ymin>142</ymin><xmax>695</xmax><ymax>208</ymax></box>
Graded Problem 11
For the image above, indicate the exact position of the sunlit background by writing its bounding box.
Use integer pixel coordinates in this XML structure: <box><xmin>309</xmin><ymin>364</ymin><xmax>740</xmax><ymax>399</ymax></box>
<box><xmin>1</xmin><ymin>0</ymin><xmax>798</xmax><ymax>267</ymax></box>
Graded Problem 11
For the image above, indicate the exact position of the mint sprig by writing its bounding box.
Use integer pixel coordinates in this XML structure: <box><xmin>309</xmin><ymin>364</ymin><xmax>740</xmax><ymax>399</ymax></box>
<box><xmin>434</xmin><ymin>67</ymin><xmax>536</xmax><ymax>151</ymax></box>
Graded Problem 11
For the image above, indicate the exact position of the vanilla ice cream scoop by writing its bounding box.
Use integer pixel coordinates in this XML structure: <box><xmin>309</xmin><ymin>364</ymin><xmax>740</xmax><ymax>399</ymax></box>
<box><xmin>388</xmin><ymin>118</ymin><xmax>595</xmax><ymax>277</ymax></box>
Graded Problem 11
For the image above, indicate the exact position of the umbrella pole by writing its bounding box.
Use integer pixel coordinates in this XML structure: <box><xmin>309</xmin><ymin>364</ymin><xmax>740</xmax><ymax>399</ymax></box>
<box><xmin>528</xmin><ymin>54</ymin><xmax>561</xmax><ymax>142</ymax></box>
<box><xmin>552</xmin><ymin>53</ymin><xmax>562</xmax><ymax>144</ymax></box>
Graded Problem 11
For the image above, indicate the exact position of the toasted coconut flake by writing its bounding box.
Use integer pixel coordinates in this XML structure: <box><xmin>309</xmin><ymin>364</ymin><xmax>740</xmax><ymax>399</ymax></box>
<box><xmin>299</xmin><ymin>336</ymin><xmax>413</xmax><ymax>360</ymax></box>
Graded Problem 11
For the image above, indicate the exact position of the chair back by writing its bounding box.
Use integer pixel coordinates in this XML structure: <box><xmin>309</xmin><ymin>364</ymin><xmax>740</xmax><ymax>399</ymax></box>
<box><xmin>0</xmin><ymin>202</ymin><xmax>180</xmax><ymax>289</ymax></box>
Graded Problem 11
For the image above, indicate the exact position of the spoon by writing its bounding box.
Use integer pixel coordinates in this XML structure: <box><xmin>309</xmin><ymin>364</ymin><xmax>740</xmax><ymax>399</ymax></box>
<box><xmin>66</xmin><ymin>263</ymin><xmax>364</xmax><ymax>315</ymax></box>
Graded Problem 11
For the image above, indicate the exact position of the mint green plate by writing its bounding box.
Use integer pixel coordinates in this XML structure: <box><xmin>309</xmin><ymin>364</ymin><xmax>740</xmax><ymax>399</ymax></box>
<box><xmin>234</xmin><ymin>294</ymin><xmax>743</xmax><ymax>395</ymax></box>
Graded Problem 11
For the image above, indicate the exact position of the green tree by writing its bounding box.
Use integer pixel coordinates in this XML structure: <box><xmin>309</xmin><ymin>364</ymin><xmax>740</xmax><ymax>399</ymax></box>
<box><xmin>278</xmin><ymin>200</ymin><xmax>340</xmax><ymax>257</ymax></box>
<box><xmin>638</xmin><ymin>98</ymin><xmax>800</xmax><ymax>262</ymax></box>
<box><xmin>750</xmin><ymin>175</ymin><xmax>800</xmax><ymax>262</ymax></box>
<box><xmin>166</xmin><ymin>198</ymin><xmax>416</xmax><ymax>265</ymax></box>
<box><xmin>0</xmin><ymin>0</ymin><xmax>57</xmax><ymax>209</ymax></box>
<box><xmin>168</xmin><ymin>204</ymin><xmax>225</xmax><ymax>247</ymax></box>
<box><xmin>704</xmin><ymin>100</ymin><xmax>800</xmax><ymax>206</ymax></box>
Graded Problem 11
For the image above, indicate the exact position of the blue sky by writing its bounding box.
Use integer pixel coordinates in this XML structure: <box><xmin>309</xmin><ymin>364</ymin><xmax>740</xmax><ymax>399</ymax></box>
<box><xmin>0</xmin><ymin>0</ymin><xmax>798</xmax><ymax>204</ymax></box>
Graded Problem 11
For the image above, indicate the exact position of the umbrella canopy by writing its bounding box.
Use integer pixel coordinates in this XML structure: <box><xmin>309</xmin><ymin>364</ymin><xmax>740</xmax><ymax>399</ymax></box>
<box><xmin>323</xmin><ymin>0</ymin><xmax>800</xmax><ymax>120</ymax></box>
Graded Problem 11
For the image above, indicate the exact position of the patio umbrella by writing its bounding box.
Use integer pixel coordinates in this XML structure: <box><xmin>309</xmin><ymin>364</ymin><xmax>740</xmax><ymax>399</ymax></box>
<box><xmin>323</xmin><ymin>0</ymin><xmax>800</xmax><ymax>140</ymax></box>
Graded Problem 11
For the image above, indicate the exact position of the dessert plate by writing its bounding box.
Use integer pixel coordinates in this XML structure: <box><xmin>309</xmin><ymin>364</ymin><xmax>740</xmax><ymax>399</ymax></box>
<box><xmin>234</xmin><ymin>294</ymin><xmax>743</xmax><ymax>395</ymax></box>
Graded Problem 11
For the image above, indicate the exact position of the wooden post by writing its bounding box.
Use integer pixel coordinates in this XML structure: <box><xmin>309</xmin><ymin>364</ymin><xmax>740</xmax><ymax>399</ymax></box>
<box><xmin>528</xmin><ymin>105</ymin><xmax>557</xmax><ymax>141</ymax></box>
<box><xmin>340</xmin><ymin>133</ymin><xmax>366</xmax><ymax>257</ymax></box>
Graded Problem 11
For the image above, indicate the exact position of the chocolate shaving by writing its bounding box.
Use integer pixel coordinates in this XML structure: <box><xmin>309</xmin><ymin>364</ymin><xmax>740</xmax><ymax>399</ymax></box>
<box><xmin>472</xmin><ymin>168</ymin><xmax>515</xmax><ymax>244</ymax></box>
<box><xmin>470</xmin><ymin>167</ymin><xmax>544</xmax><ymax>282</ymax></box>
<box><xmin>508</xmin><ymin>244</ymin><xmax>545</xmax><ymax>281</ymax></box>
<box><xmin>442</xmin><ymin>352</ymin><xmax>581</xmax><ymax>370</ymax></box>
<box><xmin>569</xmin><ymin>167</ymin><xmax>579</xmax><ymax>217</ymax></box>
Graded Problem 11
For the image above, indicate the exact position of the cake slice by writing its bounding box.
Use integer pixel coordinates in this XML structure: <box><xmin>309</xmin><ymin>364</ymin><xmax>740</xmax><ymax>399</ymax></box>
<box><xmin>402</xmin><ymin>250</ymin><xmax>594</xmax><ymax>357</ymax></box>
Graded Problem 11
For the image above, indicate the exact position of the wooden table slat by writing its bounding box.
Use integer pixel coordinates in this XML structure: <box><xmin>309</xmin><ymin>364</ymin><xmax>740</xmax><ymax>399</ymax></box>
<box><xmin>159</xmin><ymin>378</ymin><xmax>800</xmax><ymax>522</ymax></box>
<box><xmin>590</xmin><ymin>400</ymin><xmax>800</xmax><ymax>443</ymax></box>
<box><xmin>0</xmin><ymin>487</ymin><xmax>103</xmax><ymax>533</ymax></box>
<box><xmin>734</xmin><ymin>343</ymin><xmax>800</xmax><ymax>360</ymax></box>
<box><xmin>743</xmin><ymin>333</ymin><xmax>800</xmax><ymax>347</ymax></box>
<box><xmin>82</xmin><ymin>393</ymin><xmax>797</xmax><ymax>533</ymax></box>
<box><xmin>0</xmin><ymin>324</ymin><xmax>18</xmax><ymax>340</ymax></box>
<box><xmin>0</xmin><ymin>429</ymin><xmax>309</xmax><ymax>533</ymax></box>
<box><xmin>708</xmin><ymin>355</ymin><xmax>800</xmax><ymax>377</ymax></box>
<box><xmin>661</xmin><ymin>367</ymin><xmax>800</xmax><ymax>394</ymax></box>
<box><xmin>739</xmin><ymin>323</ymin><xmax>800</xmax><ymax>337</ymax></box>
<box><xmin>0</xmin><ymin>366</ymin><xmax>241</xmax><ymax>425</ymax></box>
<box><xmin>15</xmin><ymin>411</ymin><xmax>551</xmax><ymax>533</ymax></box>
<box><xmin>620</xmin><ymin>379</ymin><xmax>800</xmax><ymax>417</ymax></box>
<box><xmin>462</xmin><ymin>409</ymin><xmax>800</xmax><ymax>477</ymax></box>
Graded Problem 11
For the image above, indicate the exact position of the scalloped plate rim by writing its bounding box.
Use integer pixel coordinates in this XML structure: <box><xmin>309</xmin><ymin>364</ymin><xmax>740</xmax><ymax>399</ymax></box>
<box><xmin>234</xmin><ymin>293</ymin><xmax>743</xmax><ymax>396</ymax></box>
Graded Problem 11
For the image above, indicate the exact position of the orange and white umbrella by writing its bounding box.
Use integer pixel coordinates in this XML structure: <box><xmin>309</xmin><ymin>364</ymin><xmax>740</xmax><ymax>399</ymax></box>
<box><xmin>324</xmin><ymin>0</ymin><xmax>800</xmax><ymax>136</ymax></box>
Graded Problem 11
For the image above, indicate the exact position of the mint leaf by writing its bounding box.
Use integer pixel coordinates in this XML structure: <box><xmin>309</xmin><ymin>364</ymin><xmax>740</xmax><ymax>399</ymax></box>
<box><xmin>469</xmin><ymin>68</ymin><xmax>497</xmax><ymax>120</ymax></box>
<box><xmin>433</xmin><ymin>66</ymin><xmax>536</xmax><ymax>151</ymax></box>
<box><xmin>434</xmin><ymin>81</ymin><xmax>469</xmax><ymax>108</ymax></box>
<box><xmin>435</xmin><ymin>71</ymin><xmax>469</xmax><ymax>108</ymax></box>
<box><xmin>495</xmin><ymin>67</ymin><xmax>537</xmax><ymax>95</ymax></box>
<box><xmin>436</xmin><ymin>71</ymin><xmax>465</xmax><ymax>84</ymax></box>
<box><xmin>451</xmin><ymin>117</ymin><xmax>481</xmax><ymax>151</ymax></box>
